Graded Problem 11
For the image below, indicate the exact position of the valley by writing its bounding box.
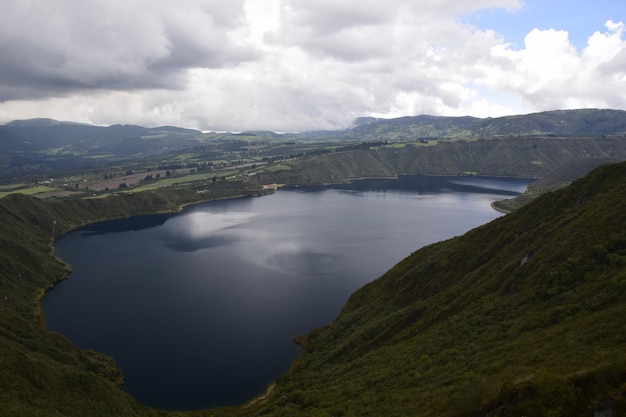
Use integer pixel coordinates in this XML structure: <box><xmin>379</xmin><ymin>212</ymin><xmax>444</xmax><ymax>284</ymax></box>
<box><xmin>1</xmin><ymin>109</ymin><xmax>626</xmax><ymax>416</ymax></box>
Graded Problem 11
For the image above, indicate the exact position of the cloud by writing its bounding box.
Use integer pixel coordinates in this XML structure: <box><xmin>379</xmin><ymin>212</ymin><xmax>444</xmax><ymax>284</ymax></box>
<box><xmin>477</xmin><ymin>20</ymin><xmax>626</xmax><ymax>111</ymax></box>
<box><xmin>0</xmin><ymin>0</ymin><xmax>256</xmax><ymax>100</ymax></box>
<box><xmin>0</xmin><ymin>0</ymin><xmax>624</xmax><ymax>132</ymax></box>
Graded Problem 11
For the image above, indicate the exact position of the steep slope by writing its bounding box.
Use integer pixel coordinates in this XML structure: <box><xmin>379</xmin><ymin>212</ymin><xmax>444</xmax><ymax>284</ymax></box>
<box><xmin>493</xmin><ymin>157</ymin><xmax>619</xmax><ymax>212</ymax></box>
<box><xmin>248</xmin><ymin>161</ymin><xmax>626</xmax><ymax>416</ymax></box>
<box><xmin>256</xmin><ymin>136</ymin><xmax>626</xmax><ymax>185</ymax></box>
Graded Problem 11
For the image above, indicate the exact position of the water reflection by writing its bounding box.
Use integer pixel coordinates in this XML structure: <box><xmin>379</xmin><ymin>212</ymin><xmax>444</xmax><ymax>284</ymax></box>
<box><xmin>326</xmin><ymin>175</ymin><xmax>530</xmax><ymax>196</ymax></box>
<box><xmin>162</xmin><ymin>211</ymin><xmax>257</xmax><ymax>252</ymax></box>
<box><xmin>79</xmin><ymin>213</ymin><xmax>171</xmax><ymax>235</ymax></box>
<box><xmin>167</xmin><ymin>211</ymin><xmax>258</xmax><ymax>239</ymax></box>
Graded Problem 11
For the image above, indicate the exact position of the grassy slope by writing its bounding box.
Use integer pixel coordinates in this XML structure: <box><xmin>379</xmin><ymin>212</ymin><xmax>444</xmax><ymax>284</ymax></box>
<box><xmin>242</xmin><ymin>161</ymin><xmax>626</xmax><ymax>417</ymax></box>
<box><xmin>493</xmin><ymin>157</ymin><xmax>618</xmax><ymax>212</ymax></box>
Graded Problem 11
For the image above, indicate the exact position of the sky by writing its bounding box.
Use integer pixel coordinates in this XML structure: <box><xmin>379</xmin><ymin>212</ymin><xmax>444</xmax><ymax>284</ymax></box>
<box><xmin>0</xmin><ymin>0</ymin><xmax>625</xmax><ymax>132</ymax></box>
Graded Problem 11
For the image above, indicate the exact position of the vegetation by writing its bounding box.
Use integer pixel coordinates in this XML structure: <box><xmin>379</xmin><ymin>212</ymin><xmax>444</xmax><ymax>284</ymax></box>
<box><xmin>240</xmin><ymin>160</ymin><xmax>626</xmax><ymax>417</ymax></box>
<box><xmin>0</xmin><ymin>181</ymin><xmax>272</xmax><ymax>417</ymax></box>
<box><xmin>492</xmin><ymin>157</ymin><xmax>618</xmax><ymax>212</ymax></box>
<box><xmin>253</xmin><ymin>136</ymin><xmax>626</xmax><ymax>187</ymax></box>
<box><xmin>1</xmin><ymin>110</ymin><xmax>626</xmax><ymax>416</ymax></box>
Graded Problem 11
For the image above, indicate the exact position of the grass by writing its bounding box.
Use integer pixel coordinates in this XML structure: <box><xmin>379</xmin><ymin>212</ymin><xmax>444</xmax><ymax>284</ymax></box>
<box><xmin>129</xmin><ymin>171</ymin><xmax>241</xmax><ymax>193</ymax></box>
<box><xmin>129</xmin><ymin>176</ymin><xmax>199</xmax><ymax>192</ymax></box>
<box><xmin>0</xmin><ymin>183</ymin><xmax>26</xmax><ymax>191</ymax></box>
<box><xmin>260</xmin><ymin>163</ymin><xmax>293</xmax><ymax>172</ymax></box>
<box><xmin>0</xmin><ymin>185</ymin><xmax>61</xmax><ymax>199</ymax></box>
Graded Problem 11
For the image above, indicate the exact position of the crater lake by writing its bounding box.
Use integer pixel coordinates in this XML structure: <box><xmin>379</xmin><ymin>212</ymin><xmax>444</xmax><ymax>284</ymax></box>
<box><xmin>42</xmin><ymin>176</ymin><xmax>530</xmax><ymax>410</ymax></box>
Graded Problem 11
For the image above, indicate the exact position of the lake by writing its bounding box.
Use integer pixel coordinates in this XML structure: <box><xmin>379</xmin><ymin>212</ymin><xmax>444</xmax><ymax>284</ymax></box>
<box><xmin>42</xmin><ymin>176</ymin><xmax>530</xmax><ymax>410</ymax></box>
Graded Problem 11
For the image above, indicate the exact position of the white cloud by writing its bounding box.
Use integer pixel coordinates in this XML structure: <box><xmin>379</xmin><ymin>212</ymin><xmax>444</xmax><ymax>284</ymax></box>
<box><xmin>477</xmin><ymin>20</ymin><xmax>626</xmax><ymax>111</ymax></box>
<box><xmin>0</xmin><ymin>0</ymin><xmax>624</xmax><ymax>131</ymax></box>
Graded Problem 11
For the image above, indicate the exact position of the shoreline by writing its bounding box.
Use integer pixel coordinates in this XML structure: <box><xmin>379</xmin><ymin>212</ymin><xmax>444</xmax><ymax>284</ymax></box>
<box><xmin>34</xmin><ymin>175</ymin><xmax>528</xmax><ymax>411</ymax></box>
<box><xmin>39</xmin><ymin>187</ymin><xmax>274</xmax><ymax>299</ymax></box>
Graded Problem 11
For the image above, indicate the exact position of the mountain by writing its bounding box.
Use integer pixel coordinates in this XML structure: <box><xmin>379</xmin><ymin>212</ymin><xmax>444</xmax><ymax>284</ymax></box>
<box><xmin>343</xmin><ymin>109</ymin><xmax>626</xmax><ymax>140</ymax></box>
<box><xmin>2</xmin><ymin>109</ymin><xmax>626</xmax><ymax>177</ymax></box>
<box><xmin>0</xmin><ymin>158</ymin><xmax>625</xmax><ymax>415</ymax></box>
<box><xmin>3</xmin><ymin>109</ymin><xmax>626</xmax><ymax>156</ymax></box>
<box><xmin>0</xmin><ymin>119</ymin><xmax>205</xmax><ymax>165</ymax></box>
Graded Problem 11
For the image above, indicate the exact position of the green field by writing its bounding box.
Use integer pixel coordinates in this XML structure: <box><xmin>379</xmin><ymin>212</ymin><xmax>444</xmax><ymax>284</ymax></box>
<box><xmin>0</xmin><ymin>184</ymin><xmax>60</xmax><ymax>199</ymax></box>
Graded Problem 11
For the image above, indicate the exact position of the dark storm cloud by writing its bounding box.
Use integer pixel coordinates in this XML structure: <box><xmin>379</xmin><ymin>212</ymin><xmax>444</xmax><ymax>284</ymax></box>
<box><xmin>0</xmin><ymin>0</ymin><xmax>256</xmax><ymax>101</ymax></box>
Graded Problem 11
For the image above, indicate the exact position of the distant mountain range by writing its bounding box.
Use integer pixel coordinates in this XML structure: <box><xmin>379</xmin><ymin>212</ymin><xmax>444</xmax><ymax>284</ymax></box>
<box><xmin>2</xmin><ymin>109</ymin><xmax>626</xmax><ymax>176</ymax></box>
<box><xmin>0</xmin><ymin>118</ymin><xmax>203</xmax><ymax>154</ymax></box>
<box><xmin>0</xmin><ymin>118</ymin><xmax>210</xmax><ymax>174</ymax></box>
<box><xmin>347</xmin><ymin>108</ymin><xmax>626</xmax><ymax>140</ymax></box>
<box><xmin>3</xmin><ymin>109</ymin><xmax>626</xmax><ymax>154</ymax></box>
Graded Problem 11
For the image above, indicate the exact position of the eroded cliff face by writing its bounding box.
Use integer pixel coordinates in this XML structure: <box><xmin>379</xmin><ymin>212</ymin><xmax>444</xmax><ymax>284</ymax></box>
<box><xmin>255</xmin><ymin>137</ymin><xmax>626</xmax><ymax>188</ymax></box>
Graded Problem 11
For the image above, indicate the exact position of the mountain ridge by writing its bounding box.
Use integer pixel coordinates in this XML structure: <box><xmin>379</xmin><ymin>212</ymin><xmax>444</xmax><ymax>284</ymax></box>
<box><xmin>344</xmin><ymin>109</ymin><xmax>626</xmax><ymax>140</ymax></box>
<box><xmin>2</xmin><ymin>108</ymin><xmax>626</xmax><ymax>178</ymax></box>
<box><xmin>3</xmin><ymin>108</ymin><xmax>626</xmax><ymax>148</ymax></box>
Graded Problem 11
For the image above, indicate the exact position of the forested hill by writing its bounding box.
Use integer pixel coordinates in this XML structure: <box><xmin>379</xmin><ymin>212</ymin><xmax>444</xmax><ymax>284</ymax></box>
<box><xmin>245</xmin><ymin>160</ymin><xmax>626</xmax><ymax>416</ymax></box>
<box><xmin>0</xmin><ymin>161</ymin><xmax>624</xmax><ymax>416</ymax></box>
<box><xmin>346</xmin><ymin>108</ymin><xmax>626</xmax><ymax>140</ymax></box>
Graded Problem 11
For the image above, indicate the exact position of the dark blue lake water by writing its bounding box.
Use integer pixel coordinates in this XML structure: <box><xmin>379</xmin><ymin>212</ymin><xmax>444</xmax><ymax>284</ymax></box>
<box><xmin>42</xmin><ymin>176</ymin><xmax>530</xmax><ymax>410</ymax></box>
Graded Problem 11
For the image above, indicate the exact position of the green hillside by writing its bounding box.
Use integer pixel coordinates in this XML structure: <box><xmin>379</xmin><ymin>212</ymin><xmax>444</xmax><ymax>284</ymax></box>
<box><xmin>0</xmin><ymin>183</ymin><xmax>268</xmax><ymax>417</ymax></box>
<box><xmin>245</xmin><ymin>161</ymin><xmax>626</xmax><ymax>417</ymax></box>
<box><xmin>1</xmin><ymin>160</ymin><xmax>626</xmax><ymax>416</ymax></box>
